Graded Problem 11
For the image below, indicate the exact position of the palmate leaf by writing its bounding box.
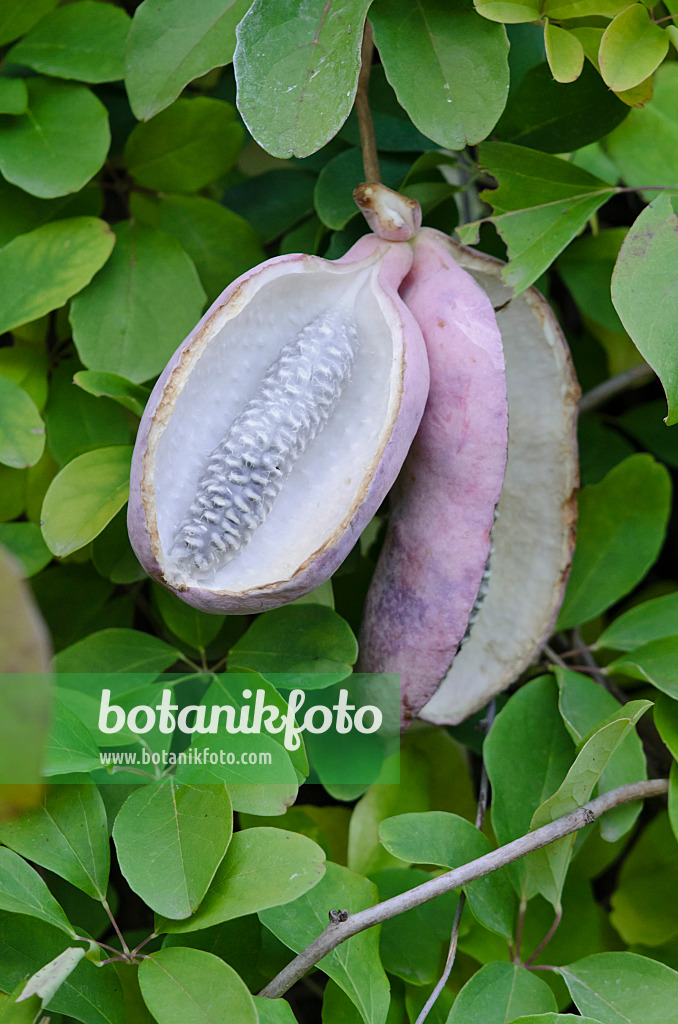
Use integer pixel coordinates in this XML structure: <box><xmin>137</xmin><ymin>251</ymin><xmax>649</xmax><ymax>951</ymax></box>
<box><xmin>458</xmin><ymin>142</ymin><xmax>616</xmax><ymax>293</ymax></box>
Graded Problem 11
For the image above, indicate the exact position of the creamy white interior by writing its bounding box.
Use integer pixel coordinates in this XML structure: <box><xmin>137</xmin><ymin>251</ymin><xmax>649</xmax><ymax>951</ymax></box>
<box><xmin>153</xmin><ymin>259</ymin><xmax>399</xmax><ymax>593</ymax></box>
<box><xmin>422</xmin><ymin>248</ymin><xmax>578</xmax><ymax>725</ymax></box>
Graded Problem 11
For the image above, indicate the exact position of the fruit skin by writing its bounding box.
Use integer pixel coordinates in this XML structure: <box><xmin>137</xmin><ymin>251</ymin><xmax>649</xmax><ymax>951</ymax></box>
<box><xmin>128</xmin><ymin>232</ymin><xmax>429</xmax><ymax>613</ymax></box>
<box><xmin>418</xmin><ymin>237</ymin><xmax>578</xmax><ymax>726</ymax></box>
<box><xmin>358</xmin><ymin>227</ymin><xmax>509</xmax><ymax>728</ymax></box>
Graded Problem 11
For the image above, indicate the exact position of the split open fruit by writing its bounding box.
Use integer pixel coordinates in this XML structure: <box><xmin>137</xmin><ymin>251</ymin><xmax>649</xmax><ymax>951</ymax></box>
<box><xmin>127</xmin><ymin>230</ymin><xmax>429</xmax><ymax>613</ymax></box>
<box><xmin>358</xmin><ymin>227</ymin><xmax>579</xmax><ymax>726</ymax></box>
<box><xmin>129</xmin><ymin>183</ymin><xmax>579</xmax><ymax>725</ymax></box>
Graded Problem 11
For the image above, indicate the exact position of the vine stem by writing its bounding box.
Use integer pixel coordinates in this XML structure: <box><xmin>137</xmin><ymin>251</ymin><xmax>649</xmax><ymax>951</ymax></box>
<box><xmin>355</xmin><ymin>21</ymin><xmax>381</xmax><ymax>183</ymax></box>
<box><xmin>258</xmin><ymin>778</ymin><xmax>668</xmax><ymax>999</ymax></box>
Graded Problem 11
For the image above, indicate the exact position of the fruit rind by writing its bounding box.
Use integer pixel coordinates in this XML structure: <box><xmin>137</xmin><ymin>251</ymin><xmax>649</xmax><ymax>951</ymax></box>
<box><xmin>421</xmin><ymin>236</ymin><xmax>579</xmax><ymax>725</ymax></box>
<box><xmin>358</xmin><ymin>227</ymin><xmax>509</xmax><ymax>727</ymax></box>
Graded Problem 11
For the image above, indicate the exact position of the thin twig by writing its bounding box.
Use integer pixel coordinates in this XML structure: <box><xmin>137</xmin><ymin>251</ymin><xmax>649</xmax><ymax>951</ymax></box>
<box><xmin>572</xmin><ymin>627</ymin><xmax>628</xmax><ymax>704</ymax></box>
<box><xmin>544</xmin><ymin>645</ymin><xmax>569</xmax><ymax>670</ymax></box>
<box><xmin>513</xmin><ymin>896</ymin><xmax>528</xmax><ymax>964</ymax></box>
<box><xmin>578</xmin><ymin>363</ymin><xmax>655</xmax><ymax>414</ymax></box>
<box><xmin>355</xmin><ymin>21</ymin><xmax>381</xmax><ymax>183</ymax></box>
<box><xmin>415</xmin><ymin>702</ymin><xmax>496</xmax><ymax>1023</ymax></box>
<box><xmin>258</xmin><ymin>778</ymin><xmax>668</xmax><ymax>999</ymax></box>
<box><xmin>524</xmin><ymin>906</ymin><xmax>562</xmax><ymax>965</ymax></box>
<box><xmin>102</xmin><ymin>899</ymin><xmax>130</xmax><ymax>957</ymax></box>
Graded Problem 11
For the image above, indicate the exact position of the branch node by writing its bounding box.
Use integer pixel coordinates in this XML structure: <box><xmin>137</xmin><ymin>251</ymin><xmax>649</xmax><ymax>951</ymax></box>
<box><xmin>329</xmin><ymin>909</ymin><xmax>350</xmax><ymax>924</ymax></box>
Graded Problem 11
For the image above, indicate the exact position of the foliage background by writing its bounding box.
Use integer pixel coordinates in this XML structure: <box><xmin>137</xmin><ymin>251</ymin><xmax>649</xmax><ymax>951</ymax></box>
<box><xmin>1</xmin><ymin>0</ymin><xmax>678</xmax><ymax>1022</ymax></box>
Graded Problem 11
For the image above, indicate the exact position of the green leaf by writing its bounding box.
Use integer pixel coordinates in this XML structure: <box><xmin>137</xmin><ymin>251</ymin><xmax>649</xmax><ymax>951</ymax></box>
<box><xmin>126</xmin><ymin>0</ymin><xmax>251</xmax><ymax>121</ymax></box>
<box><xmin>544</xmin><ymin>22</ymin><xmax>584</xmax><ymax>83</ymax></box>
<box><xmin>124</xmin><ymin>96</ymin><xmax>242</xmax><ymax>192</ymax></box>
<box><xmin>224</xmin><ymin>168</ymin><xmax>316</xmax><ymax>244</ymax></box>
<box><xmin>371</xmin><ymin>0</ymin><xmax>509</xmax><ymax>149</ymax></box>
<box><xmin>163</xmin><ymin>912</ymin><xmax>262</xmax><ymax>989</ymax></box>
<box><xmin>0</xmin><ymin>78</ymin><xmax>110</xmax><ymax>198</ymax></box>
<box><xmin>379</xmin><ymin>812</ymin><xmax>516</xmax><ymax>938</ymax></box>
<box><xmin>44</xmin><ymin>697</ymin><xmax>102</xmax><ymax>776</ymax></box>
<box><xmin>45</xmin><ymin>360</ymin><xmax>132</xmax><ymax>467</ymax></box>
<box><xmin>0</xmin><ymin>847</ymin><xmax>76</xmax><ymax>938</ymax></box>
<box><xmin>0</xmin><ymin>782</ymin><xmax>110</xmax><ymax>899</ymax></box>
<box><xmin>494</xmin><ymin>60</ymin><xmax>628</xmax><ymax>153</ymax></box>
<box><xmin>0</xmin><ymin>914</ymin><xmax>125</xmax><ymax>1024</ymax></box>
<box><xmin>0</xmin><ymin>522</ymin><xmax>51</xmax><ymax>576</ymax></box>
<box><xmin>612</xmin><ymin>192</ymin><xmax>678</xmax><ymax>425</ymax></box>
<box><xmin>484</xmin><ymin>676</ymin><xmax>575</xmax><ymax>897</ymax></box>
<box><xmin>113</xmin><ymin>781</ymin><xmax>233</xmax><ymax>919</ymax></box>
<box><xmin>7</xmin><ymin>1</ymin><xmax>130</xmax><ymax>83</ymax></box>
<box><xmin>55</xmin><ymin>628</ymin><xmax>180</xmax><ymax>674</ymax></box>
<box><xmin>557</xmin><ymin>455</ymin><xmax>672</xmax><ymax>629</ymax></box>
<box><xmin>0</xmin><ymin>217</ymin><xmax>114</xmax><ymax>336</ymax></box>
<box><xmin>0</xmin><ymin>979</ymin><xmax>43</xmax><ymax>1023</ymax></box>
<box><xmin>464</xmin><ymin>141</ymin><xmax>614</xmax><ymax>293</ymax></box>
<box><xmin>154</xmin><ymin>585</ymin><xmax>224</xmax><ymax>650</ymax></box>
<box><xmin>617</xmin><ymin>399</ymin><xmax>678</xmax><ymax>470</ymax></box>
<box><xmin>543</xmin><ymin>0</ymin><xmax>632</xmax><ymax>14</ymax></box>
<box><xmin>528</xmin><ymin>700</ymin><xmax>651</xmax><ymax>908</ymax></box>
<box><xmin>609</xmin><ymin>637</ymin><xmax>678</xmax><ymax>699</ymax></box>
<box><xmin>74</xmin><ymin>370</ymin><xmax>150</xmax><ymax>418</ymax></box>
<box><xmin>599</xmin><ymin>5</ymin><xmax>668</xmax><ymax>93</ymax></box>
<box><xmin>610</xmin><ymin>811</ymin><xmax>678</xmax><ymax>945</ymax></box>
<box><xmin>448</xmin><ymin>963</ymin><xmax>557</xmax><ymax>1023</ymax></box>
<box><xmin>0</xmin><ymin>346</ymin><xmax>48</xmax><ymax>412</ymax></box>
<box><xmin>261</xmin><ymin>861</ymin><xmax>390</xmax><ymax>1024</ymax></box>
<box><xmin>560</xmin><ymin>951</ymin><xmax>678</xmax><ymax>1023</ymax></box>
<box><xmin>30</xmin><ymin>562</ymin><xmax>114</xmax><ymax>651</ymax></box>
<box><xmin>41</xmin><ymin>445</ymin><xmax>132</xmax><ymax>557</ymax></box>
<box><xmin>0</xmin><ymin>465</ymin><xmax>26</xmax><ymax>522</ymax></box>
<box><xmin>0</xmin><ymin>77</ymin><xmax>27</xmax><ymax>114</ymax></box>
<box><xmin>606</xmin><ymin>64</ymin><xmax>678</xmax><ymax>192</ymax></box>
<box><xmin>0</xmin><ymin>0</ymin><xmax>60</xmax><ymax>46</ymax></box>
<box><xmin>0</xmin><ymin>375</ymin><xmax>44</xmax><ymax>469</ymax></box>
<box><xmin>230</xmin><ymin>605</ymin><xmax>358</xmax><ymax>681</ymax></box>
<box><xmin>70</xmin><ymin>220</ymin><xmax>206</xmax><ymax>384</ymax></box>
<box><xmin>138</xmin><ymin>947</ymin><xmax>257</xmax><ymax>1024</ymax></box>
<box><xmin>254</xmin><ymin>994</ymin><xmax>299</xmax><ymax>1023</ymax></box>
<box><xmin>160</xmin><ymin>826</ymin><xmax>325</xmax><ymax>933</ymax></box>
<box><xmin>558</xmin><ymin>228</ymin><xmax>627</xmax><ymax>333</ymax></box>
<box><xmin>130</xmin><ymin>192</ymin><xmax>264</xmax><ymax>305</ymax></box>
<box><xmin>0</xmin><ymin>178</ymin><xmax>102</xmax><ymax>248</ymax></box>
<box><xmin>655</xmin><ymin>691</ymin><xmax>678</xmax><ymax>759</ymax></box>
<box><xmin>15</xmin><ymin>946</ymin><xmax>86</xmax><ymax>1008</ymax></box>
<box><xmin>234</xmin><ymin>0</ymin><xmax>371</xmax><ymax>159</ymax></box>
<box><xmin>474</xmin><ymin>0</ymin><xmax>541</xmax><ymax>23</ymax></box>
<box><xmin>555</xmin><ymin>667</ymin><xmax>646</xmax><ymax>841</ymax></box>
<box><xmin>371</xmin><ymin>867</ymin><xmax>459</xmax><ymax>986</ymax></box>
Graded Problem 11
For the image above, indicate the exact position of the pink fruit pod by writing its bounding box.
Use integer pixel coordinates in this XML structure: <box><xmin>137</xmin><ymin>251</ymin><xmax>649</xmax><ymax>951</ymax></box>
<box><xmin>128</xmin><ymin>233</ymin><xmax>429</xmax><ymax>614</ymax></box>
<box><xmin>359</xmin><ymin>229</ymin><xmax>579</xmax><ymax>728</ymax></box>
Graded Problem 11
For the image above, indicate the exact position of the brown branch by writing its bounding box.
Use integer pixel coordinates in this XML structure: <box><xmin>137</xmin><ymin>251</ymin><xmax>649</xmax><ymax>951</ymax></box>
<box><xmin>355</xmin><ymin>21</ymin><xmax>380</xmax><ymax>183</ymax></box>
<box><xmin>258</xmin><ymin>778</ymin><xmax>668</xmax><ymax>999</ymax></box>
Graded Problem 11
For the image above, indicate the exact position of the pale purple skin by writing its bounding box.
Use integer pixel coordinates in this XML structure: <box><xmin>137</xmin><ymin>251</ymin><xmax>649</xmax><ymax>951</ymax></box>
<box><xmin>358</xmin><ymin>228</ymin><xmax>509</xmax><ymax>728</ymax></box>
<box><xmin>128</xmin><ymin>234</ymin><xmax>429</xmax><ymax>613</ymax></box>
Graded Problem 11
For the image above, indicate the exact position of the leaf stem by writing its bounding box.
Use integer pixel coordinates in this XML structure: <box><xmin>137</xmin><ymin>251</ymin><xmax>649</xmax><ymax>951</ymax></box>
<box><xmin>258</xmin><ymin>778</ymin><xmax>668</xmax><ymax>999</ymax></box>
<box><xmin>415</xmin><ymin>701</ymin><xmax>496</xmax><ymax>1023</ymax></box>
<box><xmin>102</xmin><ymin>898</ymin><xmax>130</xmax><ymax>957</ymax></box>
<box><xmin>355</xmin><ymin>21</ymin><xmax>381</xmax><ymax>183</ymax></box>
<box><xmin>524</xmin><ymin>906</ymin><xmax>562</xmax><ymax>965</ymax></box>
